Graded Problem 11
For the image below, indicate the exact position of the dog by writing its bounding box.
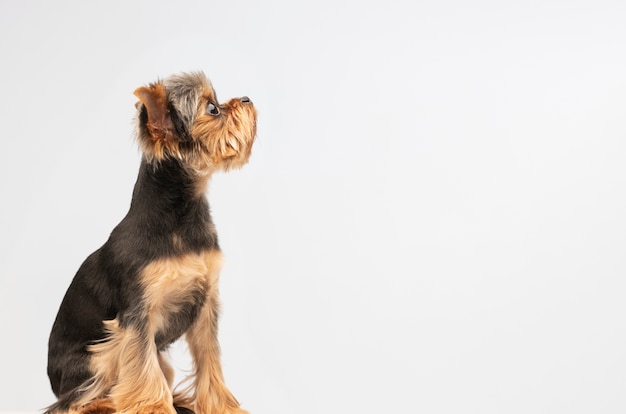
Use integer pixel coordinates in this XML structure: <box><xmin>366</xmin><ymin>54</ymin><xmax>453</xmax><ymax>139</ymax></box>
<box><xmin>45</xmin><ymin>71</ymin><xmax>256</xmax><ymax>414</ymax></box>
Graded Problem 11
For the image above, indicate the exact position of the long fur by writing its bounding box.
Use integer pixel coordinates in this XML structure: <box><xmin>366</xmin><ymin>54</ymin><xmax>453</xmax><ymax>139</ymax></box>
<box><xmin>46</xmin><ymin>71</ymin><xmax>256</xmax><ymax>414</ymax></box>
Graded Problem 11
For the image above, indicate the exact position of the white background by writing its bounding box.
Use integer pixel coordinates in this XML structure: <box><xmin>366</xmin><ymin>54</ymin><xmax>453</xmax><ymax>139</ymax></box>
<box><xmin>1</xmin><ymin>1</ymin><xmax>626</xmax><ymax>413</ymax></box>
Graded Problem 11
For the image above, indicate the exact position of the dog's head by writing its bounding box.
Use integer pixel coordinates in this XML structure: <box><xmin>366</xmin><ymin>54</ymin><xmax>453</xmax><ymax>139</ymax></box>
<box><xmin>134</xmin><ymin>71</ymin><xmax>257</xmax><ymax>173</ymax></box>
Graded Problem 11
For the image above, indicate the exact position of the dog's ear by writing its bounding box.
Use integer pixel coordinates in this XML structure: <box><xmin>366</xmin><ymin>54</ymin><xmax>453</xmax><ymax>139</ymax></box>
<box><xmin>134</xmin><ymin>84</ymin><xmax>175</xmax><ymax>141</ymax></box>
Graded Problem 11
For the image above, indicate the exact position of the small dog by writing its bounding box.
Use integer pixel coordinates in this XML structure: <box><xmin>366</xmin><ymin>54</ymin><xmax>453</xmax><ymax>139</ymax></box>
<box><xmin>46</xmin><ymin>71</ymin><xmax>256</xmax><ymax>414</ymax></box>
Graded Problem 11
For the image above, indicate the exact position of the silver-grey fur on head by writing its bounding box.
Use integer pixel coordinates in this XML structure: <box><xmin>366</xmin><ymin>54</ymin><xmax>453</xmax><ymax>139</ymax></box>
<box><xmin>162</xmin><ymin>71</ymin><xmax>214</xmax><ymax>130</ymax></box>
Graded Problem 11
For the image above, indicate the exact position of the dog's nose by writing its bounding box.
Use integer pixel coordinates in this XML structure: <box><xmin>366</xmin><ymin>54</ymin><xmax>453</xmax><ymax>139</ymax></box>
<box><xmin>240</xmin><ymin>96</ymin><xmax>251</xmax><ymax>104</ymax></box>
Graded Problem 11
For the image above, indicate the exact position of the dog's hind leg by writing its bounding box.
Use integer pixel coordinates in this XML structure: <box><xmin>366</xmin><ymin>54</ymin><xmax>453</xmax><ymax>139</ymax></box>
<box><xmin>84</xmin><ymin>318</ymin><xmax>174</xmax><ymax>414</ymax></box>
<box><xmin>110</xmin><ymin>326</ymin><xmax>175</xmax><ymax>414</ymax></box>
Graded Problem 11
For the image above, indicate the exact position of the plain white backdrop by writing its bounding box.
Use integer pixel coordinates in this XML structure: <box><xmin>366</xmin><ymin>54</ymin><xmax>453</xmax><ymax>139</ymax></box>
<box><xmin>1</xmin><ymin>0</ymin><xmax>626</xmax><ymax>413</ymax></box>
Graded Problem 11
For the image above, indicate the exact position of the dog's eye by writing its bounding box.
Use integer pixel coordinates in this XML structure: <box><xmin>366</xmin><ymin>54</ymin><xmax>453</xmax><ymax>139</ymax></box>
<box><xmin>206</xmin><ymin>102</ymin><xmax>220</xmax><ymax>116</ymax></box>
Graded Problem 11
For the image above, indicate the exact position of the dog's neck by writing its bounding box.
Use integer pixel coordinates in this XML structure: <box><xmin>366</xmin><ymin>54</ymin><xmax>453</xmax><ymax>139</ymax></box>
<box><xmin>104</xmin><ymin>157</ymin><xmax>218</xmax><ymax>265</ymax></box>
<box><xmin>127</xmin><ymin>157</ymin><xmax>214</xmax><ymax>231</ymax></box>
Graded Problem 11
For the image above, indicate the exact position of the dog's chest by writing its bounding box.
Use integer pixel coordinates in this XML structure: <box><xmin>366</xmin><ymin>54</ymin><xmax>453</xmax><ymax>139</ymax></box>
<box><xmin>139</xmin><ymin>249</ymin><xmax>223</xmax><ymax>344</ymax></box>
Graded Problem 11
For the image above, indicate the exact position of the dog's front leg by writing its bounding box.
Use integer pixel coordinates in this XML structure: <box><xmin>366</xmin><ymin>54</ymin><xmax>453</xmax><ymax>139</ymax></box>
<box><xmin>184</xmin><ymin>288</ymin><xmax>246</xmax><ymax>414</ymax></box>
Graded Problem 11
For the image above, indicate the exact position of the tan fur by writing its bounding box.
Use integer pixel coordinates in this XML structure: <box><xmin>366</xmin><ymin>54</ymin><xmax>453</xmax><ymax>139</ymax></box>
<box><xmin>140</xmin><ymin>250</ymin><xmax>223</xmax><ymax>333</ymax></box>
<box><xmin>158</xmin><ymin>352</ymin><xmax>175</xmax><ymax>390</ymax></box>
<box><xmin>74</xmin><ymin>320</ymin><xmax>121</xmax><ymax>408</ymax></box>
<box><xmin>134</xmin><ymin>84</ymin><xmax>177</xmax><ymax>146</ymax></box>
<box><xmin>135</xmin><ymin>86</ymin><xmax>255</xmax><ymax>173</ymax></box>
<box><xmin>175</xmin><ymin>282</ymin><xmax>248</xmax><ymax>414</ymax></box>
<box><xmin>134</xmin><ymin>82</ymin><xmax>182</xmax><ymax>162</ymax></box>
<box><xmin>67</xmin><ymin>398</ymin><xmax>115</xmax><ymax>414</ymax></box>
<box><xmin>73</xmin><ymin>250</ymin><xmax>226</xmax><ymax>414</ymax></box>
<box><xmin>171</xmin><ymin>234</ymin><xmax>184</xmax><ymax>253</ymax></box>
<box><xmin>190</xmin><ymin>97</ymin><xmax>257</xmax><ymax>172</ymax></box>
<box><xmin>80</xmin><ymin>321</ymin><xmax>173</xmax><ymax>414</ymax></box>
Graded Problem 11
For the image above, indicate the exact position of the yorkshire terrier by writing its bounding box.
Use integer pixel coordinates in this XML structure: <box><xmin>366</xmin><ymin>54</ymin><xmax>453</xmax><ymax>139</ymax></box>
<box><xmin>46</xmin><ymin>71</ymin><xmax>256</xmax><ymax>414</ymax></box>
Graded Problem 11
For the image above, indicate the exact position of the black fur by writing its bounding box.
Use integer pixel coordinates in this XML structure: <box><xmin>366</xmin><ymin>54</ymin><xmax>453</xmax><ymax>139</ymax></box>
<box><xmin>168</xmin><ymin>101</ymin><xmax>193</xmax><ymax>142</ymax></box>
<box><xmin>47</xmin><ymin>156</ymin><xmax>217</xmax><ymax>410</ymax></box>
